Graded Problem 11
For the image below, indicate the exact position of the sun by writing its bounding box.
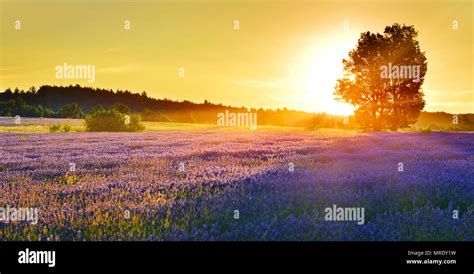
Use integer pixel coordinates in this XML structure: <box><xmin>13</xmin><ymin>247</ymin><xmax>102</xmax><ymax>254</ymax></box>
<box><xmin>297</xmin><ymin>37</ymin><xmax>357</xmax><ymax>116</ymax></box>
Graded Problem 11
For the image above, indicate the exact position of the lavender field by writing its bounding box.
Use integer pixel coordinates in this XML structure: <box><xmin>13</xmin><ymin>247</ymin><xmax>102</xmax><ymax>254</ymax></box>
<box><xmin>0</xmin><ymin>128</ymin><xmax>473</xmax><ymax>241</ymax></box>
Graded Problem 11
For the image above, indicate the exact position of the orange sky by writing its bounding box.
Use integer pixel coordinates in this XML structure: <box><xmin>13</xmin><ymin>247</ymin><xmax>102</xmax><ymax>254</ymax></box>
<box><xmin>0</xmin><ymin>0</ymin><xmax>472</xmax><ymax>114</ymax></box>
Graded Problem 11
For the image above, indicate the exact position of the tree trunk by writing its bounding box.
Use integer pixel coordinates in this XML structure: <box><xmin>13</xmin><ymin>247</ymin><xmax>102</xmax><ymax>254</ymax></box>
<box><xmin>372</xmin><ymin>109</ymin><xmax>381</xmax><ymax>131</ymax></box>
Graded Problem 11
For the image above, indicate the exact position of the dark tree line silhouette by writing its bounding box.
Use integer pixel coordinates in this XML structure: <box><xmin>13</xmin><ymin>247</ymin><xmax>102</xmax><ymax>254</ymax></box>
<box><xmin>0</xmin><ymin>85</ymin><xmax>351</xmax><ymax>128</ymax></box>
<box><xmin>0</xmin><ymin>84</ymin><xmax>472</xmax><ymax>130</ymax></box>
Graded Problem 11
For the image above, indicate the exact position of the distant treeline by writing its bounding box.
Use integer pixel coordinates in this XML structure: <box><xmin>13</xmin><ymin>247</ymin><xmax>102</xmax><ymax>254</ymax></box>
<box><xmin>0</xmin><ymin>85</ymin><xmax>347</xmax><ymax>128</ymax></box>
<box><xmin>0</xmin><ymin>85</ymin><xmax>472</xmax><ymax>130</ymax></box>
<box><xmin>414</xmin><ymin>112</ymin><xmax>474</xmax><ymax>131</ymax></box>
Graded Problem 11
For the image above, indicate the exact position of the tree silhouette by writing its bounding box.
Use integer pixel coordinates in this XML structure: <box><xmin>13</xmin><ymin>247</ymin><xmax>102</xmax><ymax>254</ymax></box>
<box><xmin>111</xmin><ymin>102</ymin><xmax>131</xmax><ymax>114</ymax></box>
<box><xmin>58</xmin><ymin>103</ymin><xmax>84</xmax><ymax>118</ymax></box>
<box><xmin>335</xmin><ymin>24</ymin><xmax>427</xmax><ymax>131</ymax></box>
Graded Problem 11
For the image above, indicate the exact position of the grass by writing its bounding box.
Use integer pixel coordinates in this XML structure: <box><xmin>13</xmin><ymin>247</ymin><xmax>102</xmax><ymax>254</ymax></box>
<box><xmin>0</xmin><ymin>124</ymin><xmax>84</xmax><ymax>133</ymax></box>
<box><xmin>0</xmin><ymin>118</ymin><xmax>307</xmax><ymax>133</ymax></box>
<box><xmin>1</xmin><ymin>117</ymin><xmax>460</xmax><ymax>135</ymax></box>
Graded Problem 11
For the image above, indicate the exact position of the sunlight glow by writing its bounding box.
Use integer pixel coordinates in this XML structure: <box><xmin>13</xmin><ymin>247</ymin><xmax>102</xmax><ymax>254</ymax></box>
<box><xmin>296</xmin><ymin>34</ymin><xmax>357</xmax><ymax>115</ymax></box>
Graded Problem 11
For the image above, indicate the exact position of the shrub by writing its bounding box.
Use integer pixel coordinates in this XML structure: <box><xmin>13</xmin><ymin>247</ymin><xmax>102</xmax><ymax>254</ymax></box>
<box><xmin>110</xmin><ymin>102</ymin><xmax>130</xmax><ymax>114</ymax></box>
<box><xmin>57</xmin><ymin>103</ymin><xmax>84</xmax><ymax>118</ymax></box>
<box><xmin>85</xmin><ymin>109</ymin><xmax>145</xmax><ymax>132</ymax></box>
<box><xmin>49</xmin><ymin>125</ymin><xmax>61</xmax><ymax>133</ymax></box>
<box><xmin>420</xmin><ymin>128</ymin><xmax>432</xmax><ymax>134</ymax></box>
<box><xmin>62</xmin><ymin>124</ymin><xmax>72</xmax><ymax>132</ymax></box>
<box><xmin>49</xmin><ymin>124</ymin><xmax>73</xmax><ymax>133</ymax></box>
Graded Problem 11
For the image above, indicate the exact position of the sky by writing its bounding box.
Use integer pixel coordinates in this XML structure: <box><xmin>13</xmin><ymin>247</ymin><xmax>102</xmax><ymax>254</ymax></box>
<box><xmin>0</xmin><ymin>0</ymin><xmax>472</xmax><ymax>114</ymax></box>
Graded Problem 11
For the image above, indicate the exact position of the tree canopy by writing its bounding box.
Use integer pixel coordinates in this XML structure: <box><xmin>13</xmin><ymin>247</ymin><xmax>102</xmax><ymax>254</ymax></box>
<box><xmin>335</xmin><ymin>24</ymin><xmax>427</xmax><ymax>131</ymax></box>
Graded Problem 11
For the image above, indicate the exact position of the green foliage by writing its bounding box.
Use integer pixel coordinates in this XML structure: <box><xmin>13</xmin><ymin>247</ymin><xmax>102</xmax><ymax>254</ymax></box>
<box><xmin>63</xmin><ymin>124</ymin><xmax>72</xmax><ymax>132</ymax></box>
<box><xmin>110</xmin><ymin>102</ymin><xmax>130</xmax><ymax>114</ymax></box>
<box><xmin>0</xmin><ymin>98</ymin><xmax>53</xmax><ymax>117</ymax></box>
<box><xmin>335</xmin><ymin>24</ymin><xmax>427</xmax><ymax>131</ymax></box>
<box><xmin>49</xmin><ymin>124</ymin><xmax>72</xmax><ymax>133</ymax></box>
<box><xmin>415</xmin><ymin>112</ymin><xmax>474</xmax><ymax>131</ymax></box>
<box><xmin>126</xmin><ymin>114</ymin><xmax>146</xmax><ymax>132</ymax></box>
<box><xmin>58</xmin><ymin>103</ymin><xmax>84</xmax><ymax>118</ymax></box>
<box><xmin>1</xmin><ymin>85</ymin><xmax>472</xmax><ymax>131</ymax></box>
<box><xmin>85</xmin><ymin>108</ymin><xmax>145</xmax><ymax>132</ymax></box>
<box><xmin>49</xmin><ymin>125</ymin><xmax>61</xmax><ymax>132</ymax></box>
<box><xmin>90</xmin><ymin>104</ymin><xmax>105</xmax><ymax>113</ymax></box>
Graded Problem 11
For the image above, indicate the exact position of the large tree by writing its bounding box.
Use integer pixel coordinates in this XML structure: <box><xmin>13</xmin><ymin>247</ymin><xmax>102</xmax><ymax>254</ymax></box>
<box><xmin>334</xmin><ymin>24</ymin><xmax>427</xmax><ymax>131</ymax></box>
